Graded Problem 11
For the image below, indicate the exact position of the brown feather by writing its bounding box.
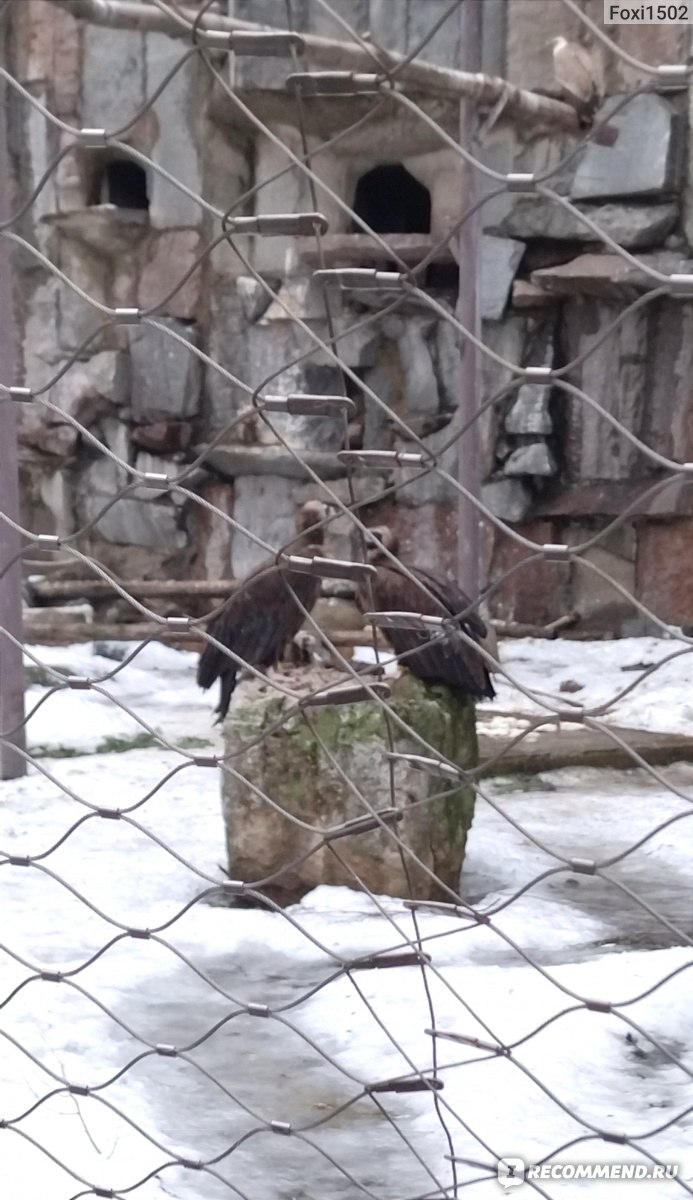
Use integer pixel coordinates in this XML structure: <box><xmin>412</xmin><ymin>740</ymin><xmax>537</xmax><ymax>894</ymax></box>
<box><xmin>357</xmin><ymin>528</ymin><xmax>495</xmax><ymax>701</ymax></box>
<box><xmin>197</xmin><ymin>502</ymin><xmax>326</xmax><ymax>721</ymax></box>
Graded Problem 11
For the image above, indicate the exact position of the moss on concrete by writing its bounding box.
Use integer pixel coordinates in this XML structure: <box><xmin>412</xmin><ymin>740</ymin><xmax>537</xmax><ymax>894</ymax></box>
<box><xmin>223</xmin><ymin>666</ymin><xmax>479</xmax><ymax>903</ymax></box>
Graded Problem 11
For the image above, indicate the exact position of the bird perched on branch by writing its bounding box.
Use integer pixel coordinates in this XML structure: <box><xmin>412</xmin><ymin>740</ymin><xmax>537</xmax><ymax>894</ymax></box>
<box><xmin>550</xmin><ymin>36</ymin><xmax>603</xmax><ymax>124</ymax></box>
<box><xmin>355</xmin><ymin>527</ymin><xmax>495</xmax><ymax>701</ymax></box>
<box><xmin>197</xmin><ymin>500</ymin><xmax>328</xmax><ymax>722</ymax></box>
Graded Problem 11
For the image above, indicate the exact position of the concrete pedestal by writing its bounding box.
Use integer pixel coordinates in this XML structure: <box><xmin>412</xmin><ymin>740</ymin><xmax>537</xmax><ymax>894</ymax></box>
<box><xmin>222</xmin><ymin>666</ymin><xmax>478</xmax><ymax>905</ymax></box>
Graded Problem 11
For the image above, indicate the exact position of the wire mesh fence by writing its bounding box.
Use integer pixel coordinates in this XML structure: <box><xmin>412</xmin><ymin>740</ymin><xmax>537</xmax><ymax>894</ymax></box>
<box><xmin>1</xmin><ymin>0</ymin><xmax>693</xmax><ymax>1196</ymax></box>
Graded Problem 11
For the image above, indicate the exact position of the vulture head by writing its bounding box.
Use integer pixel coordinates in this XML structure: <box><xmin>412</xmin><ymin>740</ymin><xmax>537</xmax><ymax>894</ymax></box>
<box><xmin>364</xmin><ymin>524</ymin><xmax>400</xmax><ymax>563</ymax></box>
<box><xmin>548</xmin><ymin>36</ymin><xmax>602</xmax><ymax>114</ymax></box>
<box><xmin>294</xmin><ymin>499</ymin><xmax>329</xmax><ymax>546</ymax></box>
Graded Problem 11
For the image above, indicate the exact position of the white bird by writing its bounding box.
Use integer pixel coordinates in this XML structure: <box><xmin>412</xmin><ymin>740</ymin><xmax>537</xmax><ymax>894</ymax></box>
<box><xmin>550</xmin><ymin>36</ymin><xmax>603</xmax><ymax>123</ymax></box>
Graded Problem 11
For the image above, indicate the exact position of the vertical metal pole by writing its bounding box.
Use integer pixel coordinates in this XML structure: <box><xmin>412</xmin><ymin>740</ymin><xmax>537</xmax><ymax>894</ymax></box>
<box><xmin>0</xmin><ymin>31</ymin><xmax>27</xmax><ymax>780</ymax></box>
<box><xmin>456</xmin><ymin>0</ymin><xmax>483</xmax><ymax>598</ymax></box>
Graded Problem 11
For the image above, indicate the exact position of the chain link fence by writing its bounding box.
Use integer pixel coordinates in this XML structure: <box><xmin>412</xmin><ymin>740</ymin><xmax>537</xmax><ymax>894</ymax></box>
<box><xmin>1</xmin><ymin>0</ymin><xmax>693</xmax><ymax>1196</ymax></box>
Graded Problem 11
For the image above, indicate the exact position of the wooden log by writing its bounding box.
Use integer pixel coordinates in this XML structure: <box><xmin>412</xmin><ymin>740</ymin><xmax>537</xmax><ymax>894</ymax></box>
<box><xmin>21</xmin><ymin>609</ymin><xmax>580</xmax><ymax>657</ymax></box>
<box><xmin>47</xmin><ymin>0</ymin><xmax>582</xmax><ymax>136</ymax></box>
<box><xmin>21</xmin><ymin>620</ymin><xmax>386</xmax><ymax>652</ymax></box>
<box><xmin>490</xmin><ymin>613</ymin><xmax>580</xmax><ymax>639</ymax></box>
<box><xmin>26</xmin><ymin>578</ymin><xmax>234</xmax><ymax>601</ymax></box>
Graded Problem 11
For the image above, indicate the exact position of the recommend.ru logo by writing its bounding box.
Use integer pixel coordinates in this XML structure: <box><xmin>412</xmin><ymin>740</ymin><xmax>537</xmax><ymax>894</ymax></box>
<box><xmin>497</xmin><ymin>1158</ymin><xmax>678</xmax><ymax>1187</ymax></box>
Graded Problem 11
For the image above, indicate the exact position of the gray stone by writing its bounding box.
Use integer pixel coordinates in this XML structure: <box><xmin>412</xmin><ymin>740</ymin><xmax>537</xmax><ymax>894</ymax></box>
<box><xmin>228</xmin><ymin>0</ymin><xmax>314</xmax><ymax>88</ymax></box>
<box><xmin>294</xmin><ymin>476</ymin><xmax>390</xmax><ymax>512</ymax></box>
<box><xmin>505</xmin><ymin>383</ymin><xmax>553</xmax><ymax>436</ymax></box>
<box><xmin>49</xmin><ymin>352</ymin><xmax>127</xmax><ymax>423</ymax></box>
<box><xmin>561</xmin><ymin>297</ymin><xmax>648</xmax><ymax>482</ymax></box>
<box><xmin>55</xmin><ymin>242</ymin><xmax>113</xmax><ymax>356</ymax></box>
<box><xmin>481</xmin><ymin>236</ymin><xmax>525</xmax><ymax>320</ymax></box>
<box><xmin>397</xmin><ymin>319</ymin><xmax>439</xmax><ymax>414</ymax></box>
<box><xmin>430</xmin><ymin>319</ymin><xmax>460</xmax><ymax>412</ymax></box>
<box><xmin>481</xmin><ymin>479</ymin><xmax>532</xmax><ymax>523</ymax></box>
<box><xmin>78</xmin><ymin>448</ymin><xmax>186</xmax><ymax>549</ymax></box>
<box><xmin>42</xmin><ymin>207</ymin><xmax>150</xmax><ymax>257</ymax></box>
<box><xmin>369</xmin><ymin>0</ymin><xmax>409</xmax><ymax>55</ymax></box>
<box><xmin>531</xmin><ymin>251</ymin><xmax>693</xmax><ymax>298</ymax></box>
<box><xmin>145</xmin><ymin>34</ymin><xmax>203</xmax><ymax>228</ymax></box>
<box><xmin>512</xmin><ymin>281</ymin><xmax>556</xmax><ymax>308</ymax></box>
<box><xmin>505</xmin><ymin>318</ymin><xmax>555</xmax><ymax>436</ymax></box>
<box><xmin>132</xmin><ymin>454</ymin><xmax>187</xmax><ymax>501</ymax></box>
<box><xmin>99</xmin><ymin>415</ymin><xmax>130</xmax><ymax>465</ymax></box>
<box><xmin>93</xmin><ymin>497</ymin><xmax>186</xmax><ymax>548</ymax></box>
<box><xmin>200</xmin><ymin>124</ymin><xmax>250</xmax><ymax>220</ymax></box>
<box><xmin>22</xmin><ymin>279</ymin><xmax>62</xmax><ymax>383</ymax></box>
<box><xmin>480</xmin><ymin>316</ymin><xmax>529</xmax><ymax>475</ymax></box>
<box><xmin>25</xmin><ymin>88</ymin><xmax>55</xmax><ymax>247</ymax></box>
<box><xmin>19</xmin><ymin>410</ymin><xmax>78</xmax><ymax>459</ymax></box>
<box><xmin>644</xmin><ymin>301</ymin><xmax>693</xmax><ymax>463</ymax></box>
<box><xmin>480</xmin><ymin>124</ymin><xmax>576</xmax><ymax>234</ymax></box>
<box><xmin>230</xmin><ymin>475</ymin><xmax>298</xmax><ymax>578</ymax></box>
<box><xmin>308</xmin><ymin>318</ymin><xmax>380</xmax><ymax>372</ymax></box>
<box><xmin>261</xmin><ymin>277</ymin><xmax>338</xmax><ymax>324</ymax></box>
<box><xmin>360</xmin><ymin>356</ymin><xmax>396</xmax><ymax>451</ymax></box>
<box><xmin>481</xmin><ymin>0</ymin><xmax>508</xmax><ymax>76</ymax></box>
<box><xmin>128</xmin><ymin>319</ymin><xmax>201</xmax><ymax>422</ymax></box>
<box><xmin>504</xmin><ymin>442</ymin><xmax>557</xmax><ymax>477</ymax></box>
<box><xmin>404</xmin><ymin>0</ymin><xmax>462</xmax><ymax>69</ymax></box>
<box><xmin>139</xmin><ymin>229</ymin><xmax>202</xmax><ymax>320</ymax></box>
<box><xmin>82</xmin><ymin>27</ymin><xmax>145</xmax><ymax>129</ymax></box>
<box><xmin>394</xmin><ymin>414</ymin><xmax>462</xmax><ymax>507</ymax></box>
<box><xmin>489</xmin><ymin>199</ymin><xmax>678</xmax><ymax>250</ymax></box>
<box><xmin>570</xmin><ymin>527</ymin><xmax>636</xmax><ymax>632</ymax></box>
<box><xmin>571</xmin><ymin>94</ymin><xmax>683</xmax><ymax>201</ymax></box>
<box><xmin>206</xmin><ymin>284</ymin><xmax>252</xmax><ymax>429</ymax></box>
<box><xmin>222</xmin><ymin>667</ymin><xmax>478</xmax><ymax>905</ymax></box>
<box><xmin>39</xmin><ymin>471</ymin><xmax>74</xmax><ymax>537</ymax></box>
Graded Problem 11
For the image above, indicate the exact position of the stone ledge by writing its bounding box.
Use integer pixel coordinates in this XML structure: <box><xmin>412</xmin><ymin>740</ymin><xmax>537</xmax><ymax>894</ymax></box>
<box><xmin>532</xmin><ymin>479</ymin><xmax>693</xmax><ymax>520</ymax></box>
<box><xmin>531</xmin><ymin>251</ymin><xmax>693</xmax><ymax>298</ymax></box>
<box><xmin>298</xmin><ymin>233</ymin><xmax>454</xmax><ymax>267</ymax></box>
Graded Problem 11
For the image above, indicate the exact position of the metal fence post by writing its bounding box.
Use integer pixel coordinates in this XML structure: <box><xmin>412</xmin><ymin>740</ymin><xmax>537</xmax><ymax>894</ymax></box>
<box><xmin>456</xmin><ymin>0</ymin><xmax>483</xmax><ymax>599</ymax></box>
<box><xmin>0</xmin><ymin>41</ymin><xmax>26</xmax><ymax>780</ymax></box>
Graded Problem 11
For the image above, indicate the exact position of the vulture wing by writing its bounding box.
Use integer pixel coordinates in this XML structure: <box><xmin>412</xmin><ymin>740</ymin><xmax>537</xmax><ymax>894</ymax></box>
<box><xmin>198</xmin><ymin>559</ymin><xmax>321</xmax><ymax>720</ymax></box>
<box><xmin>362</xmin><ymin>560</ymin><xmax>495</xmax><ymax>701</ymax></box>
<box><xmin>406</xmin><ymin>563</ymin><xmax>488</xmax><ymax>639</ymax></box>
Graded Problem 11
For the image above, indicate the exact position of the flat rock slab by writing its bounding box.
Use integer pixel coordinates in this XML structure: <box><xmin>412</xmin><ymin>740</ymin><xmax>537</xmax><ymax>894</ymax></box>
<box><xmin>489</xmin><ymin>199</ymin><xmax>678</xmax><ymax>250</ymax></box>
<box><xmin>478</xmin><ymin>718</ymin><xmax>693</xmax><ymax>776</ymax></box>
<box><xmin>531</xmin><ymin>251</ymin><xmax>693</xmax><ymax>298</ymax></box>
<box><xmin>571</xmin><ymin>94</ymin><xmax>682</xmax><ymax>201</ymax></box>
<box><xmin>481</xmin><ymin>235</ymin><xmax>525</xmax><ymax>319</ymax></box>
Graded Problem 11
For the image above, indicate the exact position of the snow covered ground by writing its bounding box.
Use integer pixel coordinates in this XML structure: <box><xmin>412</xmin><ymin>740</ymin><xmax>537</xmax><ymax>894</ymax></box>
<box><xmin>483</xmin><ymin>634</ymin><xmax>693</xmax><ymax>738</ymax></box>
<box><xmin>1</xmin><ymin>636</ymin><xmax>692</xmax><ymax>1199</ymax></box>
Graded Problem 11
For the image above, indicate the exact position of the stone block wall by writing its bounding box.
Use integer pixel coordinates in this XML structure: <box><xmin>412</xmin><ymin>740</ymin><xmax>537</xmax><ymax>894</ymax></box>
<box><xmin>9</xmin><ymin>0</ymin><xmax>693</xmax><ymax>633</ymax></box>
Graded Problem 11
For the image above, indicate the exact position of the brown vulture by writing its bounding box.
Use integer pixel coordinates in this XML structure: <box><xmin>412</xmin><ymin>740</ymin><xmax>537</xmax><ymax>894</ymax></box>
<box><xmin>197</xmin><ymin>500</ymin><xmax>327</xmax><ymax>722</ymax></box>
<box><xmin>355</xmin><ymin>526</ymin><xmax>495</xmax><ymax>701</ymax></box>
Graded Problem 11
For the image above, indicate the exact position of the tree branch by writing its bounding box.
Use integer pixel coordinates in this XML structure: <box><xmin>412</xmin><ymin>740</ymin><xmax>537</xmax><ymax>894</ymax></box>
<box><xmin>44</xmin><ymin>0</ymin><xmax>581</xmax><ymax>136</ymax></box>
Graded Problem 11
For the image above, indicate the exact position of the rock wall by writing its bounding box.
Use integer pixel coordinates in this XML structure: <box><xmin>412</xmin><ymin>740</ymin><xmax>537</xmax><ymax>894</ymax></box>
<box><xmin>9</xmin><ymin>0</ymin><xmax>693</xmax><ymax>632</ymax></box>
